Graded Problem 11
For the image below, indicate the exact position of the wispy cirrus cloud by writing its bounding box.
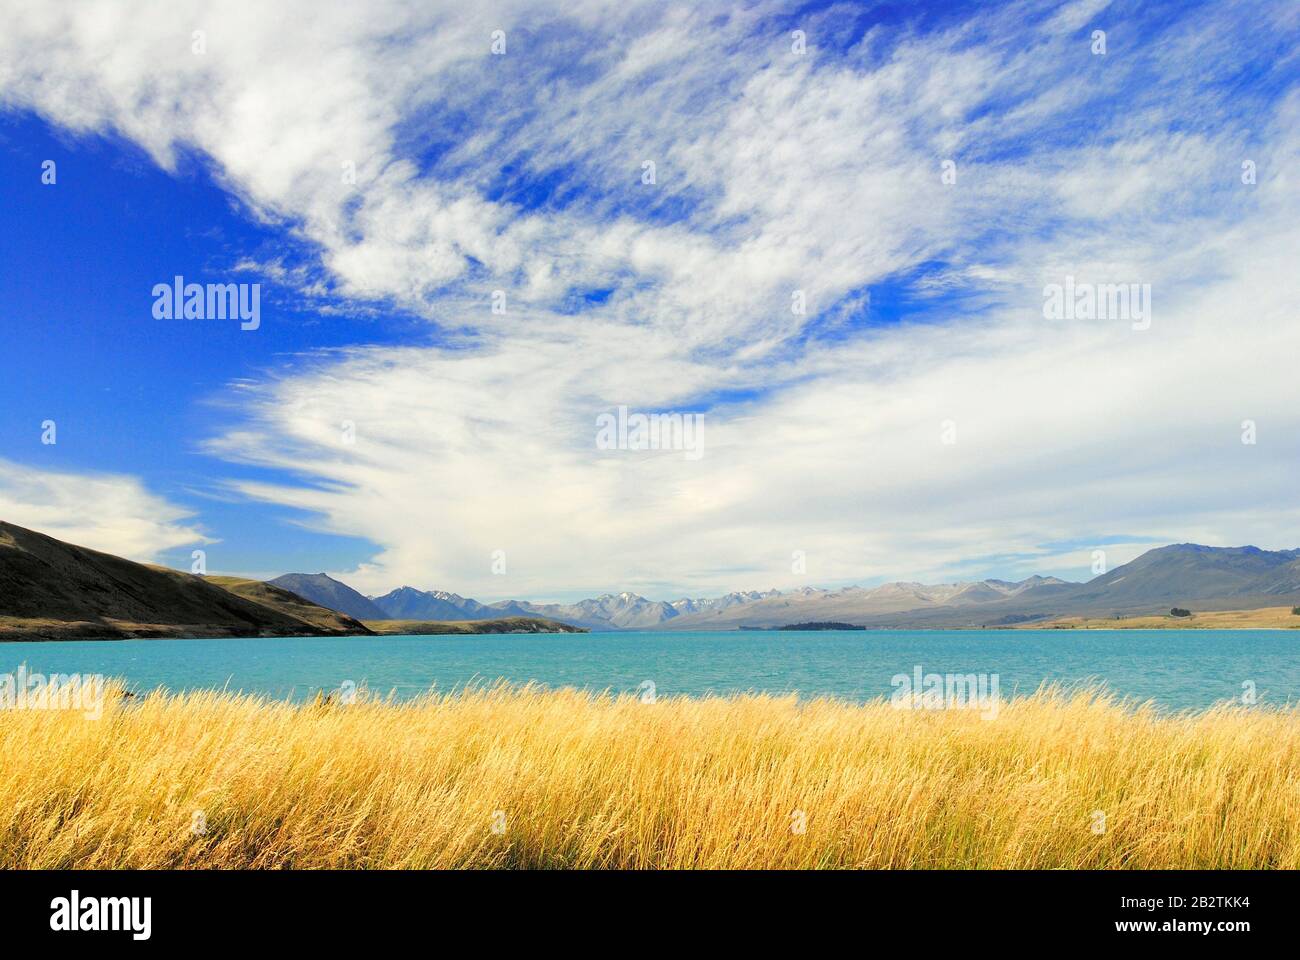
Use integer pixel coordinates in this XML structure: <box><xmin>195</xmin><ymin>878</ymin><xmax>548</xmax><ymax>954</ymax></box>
<box><xmin>2</xmin><ymin>0</ymin><xmax>1298</xmax><ymax>597</ymax></box>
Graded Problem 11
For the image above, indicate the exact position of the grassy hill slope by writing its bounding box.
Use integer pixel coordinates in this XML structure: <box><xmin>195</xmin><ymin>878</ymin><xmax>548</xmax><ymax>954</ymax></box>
<box><xmin>0</xmin><ymin>521</ymin><xmax>369</xmax><ymax>640</ymax></box>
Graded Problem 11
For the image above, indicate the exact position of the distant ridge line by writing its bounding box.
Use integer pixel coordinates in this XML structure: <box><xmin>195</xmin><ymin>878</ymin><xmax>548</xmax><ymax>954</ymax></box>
<box><xmin>273</xmin><ymin>542</ymin><xmax>1300</xmax><ymax>631</ymax></box>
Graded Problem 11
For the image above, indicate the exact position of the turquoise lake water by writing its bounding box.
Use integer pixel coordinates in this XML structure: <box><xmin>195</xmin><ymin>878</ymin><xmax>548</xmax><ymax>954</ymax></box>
<box><xmin>4</xmin><ymin>629</ymin><xmax>1299</xmax><ymax>711</ymax></box>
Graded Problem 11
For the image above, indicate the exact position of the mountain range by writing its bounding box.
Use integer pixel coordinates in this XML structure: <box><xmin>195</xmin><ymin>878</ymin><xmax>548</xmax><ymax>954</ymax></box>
<box><xmin>0</xmin><ymin>521</ymin><xmax>579</xmax><ymax>640</ymax></box>
<box><xmin>6</xmin><ymin>516</ymin><xmax>1300</xmax><ymax>638</ymax></box>
<box><xmin>276</xmin><ymin>543</ymin><xmax>1300</xmax><ymax>630</ymax></box>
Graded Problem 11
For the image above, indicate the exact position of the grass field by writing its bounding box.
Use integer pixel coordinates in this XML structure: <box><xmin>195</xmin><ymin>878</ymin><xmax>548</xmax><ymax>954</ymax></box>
<box><xmin>1029</xmin><ymin>606</ymin><xmax>1300</xmax><ymax>629</ymax></box>
<box><xmin>2</xmin><ymin>683</ymin><xmax>1298</xmax><ymax>869</ymax></box>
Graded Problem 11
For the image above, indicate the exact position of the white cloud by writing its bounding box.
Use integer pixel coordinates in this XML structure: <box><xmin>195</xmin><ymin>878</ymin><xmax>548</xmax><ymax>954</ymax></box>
<box><xmin>0</xmin><ymin>460</ymin><xmax>207</xmax><ymax>561</ymax></box>
<box><xmin>3</xmin><ymin>0</ymin><xmax>1298</xmax><ymax>597</ymax></box>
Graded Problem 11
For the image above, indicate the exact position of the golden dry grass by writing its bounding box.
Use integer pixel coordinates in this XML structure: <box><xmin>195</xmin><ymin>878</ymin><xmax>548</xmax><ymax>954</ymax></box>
<box><xmin>1031</xmin><ymin>606</ymin><xmax>1300</xmax><ymax>630</ymax></box>
<box><xmin>2</xmin><ymin>683</ymin><xmax>1298</xmax><ymax>869</ymax></box>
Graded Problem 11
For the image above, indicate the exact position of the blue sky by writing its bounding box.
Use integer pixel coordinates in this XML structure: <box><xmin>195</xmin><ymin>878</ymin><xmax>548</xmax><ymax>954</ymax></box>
<box><xmin>1</xmin><ymin>0</ymin><xmax>1298</xmax><ymax>602</ymax></box>
<box><xmin>0</xmin><ymin>113</ymin><xmax>402</xmax><ymax>573</ymax></box>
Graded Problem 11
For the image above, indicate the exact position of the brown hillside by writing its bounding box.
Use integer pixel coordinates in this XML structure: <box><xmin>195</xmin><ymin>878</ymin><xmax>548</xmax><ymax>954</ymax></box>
<box><xmin>0</xmin><ymin>521</ymin><xmax>368</xmax><ymax>640</ymax></box>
